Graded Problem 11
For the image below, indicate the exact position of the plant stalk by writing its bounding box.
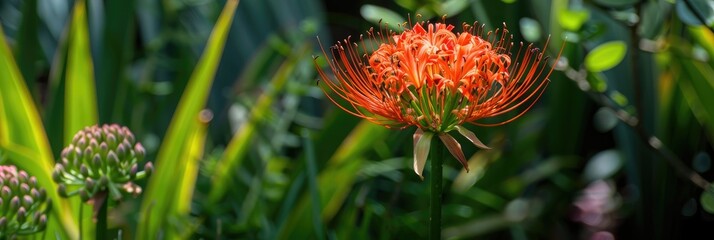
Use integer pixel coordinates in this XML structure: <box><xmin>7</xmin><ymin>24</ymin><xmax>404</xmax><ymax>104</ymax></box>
<box><xmin>95</xmin><ymin>191</ymin><xmax>109</xmax><ymax>240</ymax></box>
<box><xmin>430</xmin><ymin>140</ymin><xmax>444</xmax><ymax>239</ymax></box>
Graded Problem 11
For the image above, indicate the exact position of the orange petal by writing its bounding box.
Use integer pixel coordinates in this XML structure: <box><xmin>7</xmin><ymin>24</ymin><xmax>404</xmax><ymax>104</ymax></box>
<box><xmin>413</xmin><ymin>128</ymin><xmax>433</xmax><ymax>180</ymax></box>
<box><xmin>438</xmin><ymin>133</ymin><xmax>470</xmax><ymax>172</ymax></box>
<box><xmin>455</xmin><ymin>125</ymin><xmax>491</xmax><ymax>149</ymax></box>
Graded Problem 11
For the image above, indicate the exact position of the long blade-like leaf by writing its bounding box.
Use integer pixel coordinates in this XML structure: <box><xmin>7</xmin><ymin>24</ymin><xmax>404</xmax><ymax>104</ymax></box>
<box><xmin>171</xmin><ymin>111</ymin><xmax>210</xmax><ymax>239</ymax></box>
<box><xmin>64</xmin><ymin>0</ymin><xmax>98</xmax><ymax>144</ymax></box>
<box><xmin>137</xmin><ymin>1</ymin><xmax>239</xmax><ymax>238</ymax></box>
<box><xmin>0</xmin><ymin>25</ymin><xmax>78</xmax><ymax>240</ymax></box>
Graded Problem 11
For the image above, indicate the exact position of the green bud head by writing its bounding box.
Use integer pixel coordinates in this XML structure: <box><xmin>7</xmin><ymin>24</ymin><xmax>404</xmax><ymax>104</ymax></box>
<box><xmin>0</xmin><ymin>165</ymin><xmax>49</xmax><ymax>235</ymax></box>
<box><xmin>57</xmin><ymin>124</ymin><xmax>150</xmax><ymax>202</ymax></box>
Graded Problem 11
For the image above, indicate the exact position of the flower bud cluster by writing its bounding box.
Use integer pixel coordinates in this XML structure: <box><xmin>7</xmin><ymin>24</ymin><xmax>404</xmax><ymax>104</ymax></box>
<box><xmin>53</xmin><ymin>124</ymin><xmax>153</xmax><ymax>201</ymax></box>
<box><xmin>0</xmin><ymin>165</ymin><xmax>48</xmax><ymax>237</ymax></box>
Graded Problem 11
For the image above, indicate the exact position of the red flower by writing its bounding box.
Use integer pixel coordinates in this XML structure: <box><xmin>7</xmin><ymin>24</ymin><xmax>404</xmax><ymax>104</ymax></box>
<box><xmin>315</xmin><ymin>20</ymin><xmax>561</xmax><ymax>178</ymax></box>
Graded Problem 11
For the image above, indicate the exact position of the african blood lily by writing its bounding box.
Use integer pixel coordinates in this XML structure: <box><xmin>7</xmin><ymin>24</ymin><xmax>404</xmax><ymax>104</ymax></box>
<box><xmin>315</xmin><ymin>20</ymin><xmax>560</xmax><ymax>179</ymax></box>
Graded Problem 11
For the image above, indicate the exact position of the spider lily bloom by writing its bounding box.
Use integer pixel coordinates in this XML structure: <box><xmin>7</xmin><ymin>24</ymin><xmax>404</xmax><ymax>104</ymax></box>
<box><xmin>315</xmin><ymin>20</ymin><xmax>560</xmax><ymax>179</ymax></box>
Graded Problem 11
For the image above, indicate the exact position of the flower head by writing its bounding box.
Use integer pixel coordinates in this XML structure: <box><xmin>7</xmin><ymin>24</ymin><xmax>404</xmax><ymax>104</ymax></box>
<box><xmin>315</xmin><ymin>19</ymin><xmax>560</xmax><ymax>178</ymax></box>
<box><xmin>53</xmin><ymin>124</ymin><xmax>153</xmax><ymax>201</ymax></box>
<box><xmin>0</xmin><ymin>165</ymin><xmax>48</xmax><ymax>237</ymax></box>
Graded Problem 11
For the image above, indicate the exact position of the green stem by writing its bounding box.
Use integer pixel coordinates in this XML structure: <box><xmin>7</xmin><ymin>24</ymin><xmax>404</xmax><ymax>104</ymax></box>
<box><xmin>95</xmin><ymin>192</ymin><xmax>108</xmax><ymax>240</ymax></box>
<box><xmin>430</xmin><ymin>140</ymin><xmax>444</xmax><ymax>239</ymax></box>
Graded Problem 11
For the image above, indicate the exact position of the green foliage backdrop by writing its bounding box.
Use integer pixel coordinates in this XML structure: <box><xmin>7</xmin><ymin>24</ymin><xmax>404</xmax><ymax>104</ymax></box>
<box><xmin>0</xmin><ymin>0</ymin><xmax>713</xmax><ymax>239</ymax></box>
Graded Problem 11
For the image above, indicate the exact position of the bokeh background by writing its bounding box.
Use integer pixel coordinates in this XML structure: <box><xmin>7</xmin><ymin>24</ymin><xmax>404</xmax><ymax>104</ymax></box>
<box><xmin>1</xmin><ymin>0</ymin><xmax>714</xmax><ymax>239</ymax></box>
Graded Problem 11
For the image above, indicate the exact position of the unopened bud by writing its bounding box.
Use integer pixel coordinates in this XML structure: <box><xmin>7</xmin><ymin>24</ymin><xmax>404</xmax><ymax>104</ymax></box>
<box><xmin>18</xmin><ymin>171</ymin><xmax>29</xmax><ymax>182</ymax></box>
<box><xmin>130</xmin><ymin>164</ymin><xmax>138</xmax><ymax>178</ymax></box>
<box><xmin>38</xmin><ymin>189</ymin><xmax>47</xmax><ymax>202</ymax></box>
<box><xmin>38</xmin><ymin>214</ymin><xmax>47</xmax><ymax>229</ymax></box>
<box><xmin>85</xmin><ymin>178</ymin><xmax>95</xmax><ymax>190</ymax></box>
<box><xmin>10</xmin><ymin>196</ymin><xmax>20</xmax><ymax>210</ymax></box>
<box><xmin>1</xmin><ymin>186</ymin><xmax>11</xmax><ymax>199</ymax></box>
<box><xmin>107</xmin><ymin>134</ymin><xmax>117</xmax><ymax>148</ymax></box>
<box><xmin>100</xmin><ymin>142</ymin><xmax>109</xmax><ymax>157</ymax></box>
<box><xmin>17</xmin><ymin>207</ymin><xmax>26</xmax><ymax>223</ymax></box>
<box><xmin>92</xmin><ymin>154</ymin><xmax>102</xmax><ymax>168</ymax></box>
<box><xmin>135</xmin><ymin>143</ymin><xmax>146</xmax><ymax>160</ymax></box>
<box><xmin>107</xmin><ymin>151</ymin><xmax>119</xmax><ymax>167</ymax></box>
<box><xmin>20</xmin><ymin>183</ymin><xmax>30</xmax><ymax>195</ymax></box>
<box><xmin>28</xmin><ymin>176</ymin><xmax>37</xmax><ymax>187</ymax></box>
<box><xmin>80</xmin><ymin>165</ymin><xmax>90</xmax><ymax>177</ymax></box>
<box><xmin>9</xmin><ymin>178</ymin><xmax>19</xmax><ymax>188</ymax></box>
<box><xmin>89</xmin><ymin>139</ymin><xmax>99</xmax><ymax>151</ymax></box>
<box><xmin>77</xmin><ymin>137</ymin><xmax>87</xmax><ymax>149</ymax></box>
<box><xmin>144</xmin><ymin>162</ymin><xmax>154</xmax><ymax>177</ymax></box>
<box><xmin>79</xmin><ymin>189</ymin><xmax>90</xmax><ymax>202</ymax></box>
<box><xmin>117</xmin><ymin>144</ymin><xmax>127</xmax><ymax>160</ymax></box>
<box><xmin>22</xmin><ymin>195</ymin><xmax>33</xmax><ymax>208</ymax></box>
<box><xmin>58</xmin><ymin>184</ymin><xmax>68</xmax><ymax>197</ymax></box>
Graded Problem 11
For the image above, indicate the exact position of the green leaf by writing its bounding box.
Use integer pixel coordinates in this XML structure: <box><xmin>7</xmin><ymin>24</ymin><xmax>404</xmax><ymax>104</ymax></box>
<box><xmin>594</xmin><ymin>0</ymin><xmax>639</xmax><ymax>8</ymax></box>
<box><xmin>677</xmin><ymin>56</ymin><xmax>714</xmax><ymax>142</ymax></box>
<box><xmin>585</xmin><ymin>41</ymin><xmax>627</xmax><ymax>72</ymax></box>
<box><xmin>519</xmin><ymin>17</ymin><xmax>542</xmax><ymax>42</ymax></box>
<box><xmin>137</xmin><ymin>0</ymin><xmax>239</xmax><ymax>238</ymax></box>
<box><xmin>583</xmin><ymin>149</ymin><xmax>623</xmax><ymax>182</ymax></box>
<box><xmin>700</xmin><ymin>189</ymin><xmax>714</xmax><ymax>213</ymax></box>
<box><xmin>558</xmin><ymin>9</ymin><xmax>590</xmax><ymax>31</ymax></box>
<box><xmin>360</xmin><ymin>4</ymin><xmax>405</xmax><ymax>31</ymax></box>
<box><xmin>65</xmin><ymin>0</ymin><xmax>98</xmax><ymax>144</ymax></box>
<box><xmin>0</xmin><ymin>25</ymin><xmax>79</xmax><ymax>239</ymax></box>
<box><xmin>171</xmin><ymin>112</ymin><xmax>210</xmax><ymax>239</ymax></box>
<box><xmin>439</xmin><ymin>0</ymin><xmax>470</xmax><ymax>16</ymax></box>
<box><xmin>676</xmin><ymin>0</ymin><xmax>714</xmax><ymax>26</ymax></box>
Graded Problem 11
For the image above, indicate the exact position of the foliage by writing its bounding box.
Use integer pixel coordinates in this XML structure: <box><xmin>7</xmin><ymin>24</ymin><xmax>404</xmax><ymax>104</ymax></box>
<box><xmin>0</xmin><ymin>0</ymin><xmax>713</xmax><ymax>239</ymax></box>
